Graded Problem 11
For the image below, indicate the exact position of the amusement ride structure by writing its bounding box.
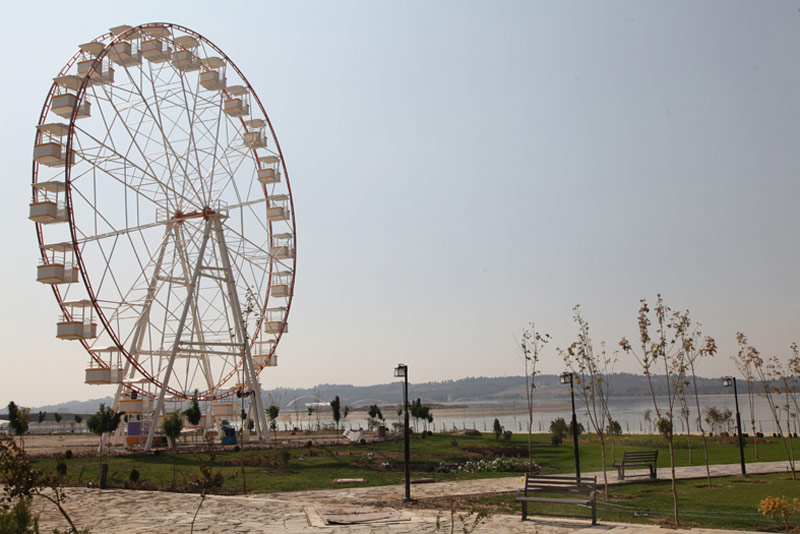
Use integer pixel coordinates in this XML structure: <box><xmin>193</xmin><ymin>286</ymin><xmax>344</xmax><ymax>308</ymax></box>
<box><xmin>30</xmin><ymin>23</ymin><xmax>295</xmax><ymax>450</ymax></box>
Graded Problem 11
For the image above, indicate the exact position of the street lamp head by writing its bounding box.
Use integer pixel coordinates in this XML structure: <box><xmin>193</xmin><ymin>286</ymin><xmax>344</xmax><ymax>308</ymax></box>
<box><xmin>560</xmin><ymin>372</ymin><xmax>572</xmax><ymax>385</ymax></box>
<box><xmin>394</xmin><ymin>364</ymin><xmax>407</xmax><ymax>378</ymax></box>
<box><xmin>722</xmin><ymin>376</ymin><xmax>734</xmax><ymax>388</ymax></box>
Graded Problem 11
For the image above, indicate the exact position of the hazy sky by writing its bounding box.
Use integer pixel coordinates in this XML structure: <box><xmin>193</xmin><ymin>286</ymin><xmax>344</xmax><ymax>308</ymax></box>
<box><xmin>1</xmin><ymin>1</ymin><xmax>798</xmax><ymax>407</ymax></box>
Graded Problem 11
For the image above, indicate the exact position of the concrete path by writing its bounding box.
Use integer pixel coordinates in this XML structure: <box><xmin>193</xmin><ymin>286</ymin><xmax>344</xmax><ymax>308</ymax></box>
<box><xmin>30</xmin><ymin>461</ymin><xmax>793</xmax><ymax>533</ymax></box>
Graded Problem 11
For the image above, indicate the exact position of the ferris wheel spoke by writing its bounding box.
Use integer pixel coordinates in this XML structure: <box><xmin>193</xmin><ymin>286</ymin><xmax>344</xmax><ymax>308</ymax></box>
<box><xmin>117</xmin><ymin>60</ymin><xmax>205</xmax><ymax>211</ymax></box>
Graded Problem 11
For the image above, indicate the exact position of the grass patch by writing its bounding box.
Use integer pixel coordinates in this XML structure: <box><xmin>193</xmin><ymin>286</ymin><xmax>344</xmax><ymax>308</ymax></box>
<box><xmin>434</xmin><ymin>473</ymin><xmax>800</xmax><ymax>531</ymax></box>
<box><xmin>31</xmin><ymin>432</ymin><xmax>799</xmax><ymax>498</ymax></box>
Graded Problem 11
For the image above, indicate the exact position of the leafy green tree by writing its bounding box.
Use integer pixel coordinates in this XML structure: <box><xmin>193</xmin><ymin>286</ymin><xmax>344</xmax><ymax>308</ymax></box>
<box><xmin>330</xmin><ymin>396</ymin><xmax>341</xmax><ymax>432</ymax></box>
<box><xmin>266</xmin><ymin>405</ymin><xmax>280</xmax><ymax>441</ymax></box>
<box><xmin>367</xmin><ymin>404</ymin><xmax>384</xmax><ymax>430</ymax></box>
<box><xmin>53</xmin><ymin>412</ymin><xmax>62</xmax><ymax>432</ymax></box>
<box><xmin>607</xmin><ymin>419</ymin><xmax>622</xmax><ymax>436</ymax></box>
<box><xmin>86</xmin><ymin>404</ymin><xmax>121</xmax><ymax>458</ymax></box>
<box><xmin>37</xmin><ymin>412</ymin><xmax>46</xmax><ymax>425</ymax></box>
<box><xmin>162</xmin><ymin>412</ymin><xmax>184</xmax><ymax>449</ymax></box>
<box><xmin>6</xmin><ymin>402</ymin><xmax>29</xmax><ymax>449</ymax></box>
<box><xmin>342</xmin><ymin>406</ymin><xmax>350</xmax><ymax>430</ymax></box>
<box><xmin>73</xmin><ymin>415</ymin><xmax>82</xmax><ymax>424</ymax></box>
<box><xmin>183</xmin><ymin>390</ymin><xmax>202</xmax><ymax>426</ymax></box>
<box><xmin>549</xmin><ymin>417</ymin><xmax>568</xmax><ymax>445</ymax></box>
<box><xmin>493</xmin><ymin>418</ymin><xmax>503</xmax><ymax>439</ymax></box>
<box><xmin>568</xmin><ymin>420</ymin><xmax>584</xmax><ymax>436</ymax></box>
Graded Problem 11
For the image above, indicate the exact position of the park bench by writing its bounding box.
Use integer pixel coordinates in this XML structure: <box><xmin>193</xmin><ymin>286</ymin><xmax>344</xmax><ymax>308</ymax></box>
<box><xmin>612</xmin><ymin>450</ymin><xmax>658</xmax><ymax>480</ymax></box>
<box><xmin>515</xmin><ymin>474</ymin><xmax>597</xmax><ymax>525</ymax></box>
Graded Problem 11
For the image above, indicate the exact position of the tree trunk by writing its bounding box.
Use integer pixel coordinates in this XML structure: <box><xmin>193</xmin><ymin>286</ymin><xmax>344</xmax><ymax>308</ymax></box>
<box><xmin>668</xmin><ymin>435</ymin><xmax>680</xmax><ymax>527</ymax></box>
<box><xmin>599</xmin><ymin>433</ymin><xmax>609</xmax><ymax>499</ymax></box>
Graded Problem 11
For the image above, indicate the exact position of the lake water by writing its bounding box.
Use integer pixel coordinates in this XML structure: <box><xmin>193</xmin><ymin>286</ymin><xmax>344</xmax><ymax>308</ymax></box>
<box><xmin>276</xmin><ymin>394</ymin><xmax>799</xmax><ymax>436</ymax></box>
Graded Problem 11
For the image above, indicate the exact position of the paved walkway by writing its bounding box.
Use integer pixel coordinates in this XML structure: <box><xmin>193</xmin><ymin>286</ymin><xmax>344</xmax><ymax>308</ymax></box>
<box><xmin>31</xmin><ymin>461</ymin><xmax>793</xmax><ymax>533</ymax></box>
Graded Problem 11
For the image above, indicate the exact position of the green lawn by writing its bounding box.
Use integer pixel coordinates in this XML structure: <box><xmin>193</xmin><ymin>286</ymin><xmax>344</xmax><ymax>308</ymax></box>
<box><xmin>455</xmin><ymin>473</ymin><xmax>800</xmax><ymax>532</ymax></box>
<box><xmin>32</xmin><ymin>432</ymin><xmax>799</xmax><ymax>496</ymax></box>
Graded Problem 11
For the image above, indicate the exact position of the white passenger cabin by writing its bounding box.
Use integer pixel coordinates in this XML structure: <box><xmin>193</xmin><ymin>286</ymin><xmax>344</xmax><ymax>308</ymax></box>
<box><xmin>141</xmin><ymin>39</ymin><xmax>171</xmax><ymax>63</ymax></box>
<box><xmin>29</xmin><ymin>180</ymin><xmax>67</xmax><ymax>224</ymax></box>
<box><xmin>108</xmin><ymin>41</ymin><xmax>142</xmax><ymax>67</ymax></box>
<box><xmin>199</xmin><ymin>57</ymin><xmax>227</xmax><ymax>90</ymax></box>
<box><xmin>76</xmin><ymin>58</ymin><xmax>114</xmax><ymax>85</ymax></box>
<box><xmin>257</xmin><ymin>155</ymin><xmax>281</xmax><ymax>184</ymax></box>
<box><xmin>223</xmin><ymin>85</ymin><xmax>250</xmax><ymax>117</ymax></box>
<box><xmin>56</xmin><ymin>299</ymin><xmax>97</xmax><ymax>340</ymax></box>
<box><xmin>264</xmin><ymin>307</ymin><xmax>288</xmax><ymax>334</ymax></box>
<box><xmin>242</xmin><ymin>119</ymin><xmax>267</xmax><ymax>148</ymax></box>
<box><xmin>37</xmin><ymin>242</ymin><xmax>78</xmax><ymax>284</ymax></box>
<box><xmin>50</xmin><ymin>93</ymin><xmax>91</xmax><ymax>120</ymax></box>
<box><xmin>270</xmin><ymin>233</ymin><xmax>294</xmax><ymax>260</ymax></box>
<box><xmin>267</xmin><ymin>194</ymin><xmax>290</xmax><ymax>222</ymax></box>
<box><xmin>270</xmin><ymin>271</ymin><xmax>292</xmax><ymax>298</ymax></box>
<box><xmin>85</xmin><ymin>346</ymin><xmax>125</xmax><ymax>385</ymax></box>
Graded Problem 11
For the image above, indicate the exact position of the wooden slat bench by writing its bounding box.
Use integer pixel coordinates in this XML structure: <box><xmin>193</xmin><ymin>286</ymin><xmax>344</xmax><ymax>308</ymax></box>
<box><xmin>515</xmin><ymin>474</ymin><xmax>597</xmax><ymax>525</ymax></box>
<box><xmin>612</xmin><ymin>450</ymin><xmax>658</xmax><ymax>480</ymax></box>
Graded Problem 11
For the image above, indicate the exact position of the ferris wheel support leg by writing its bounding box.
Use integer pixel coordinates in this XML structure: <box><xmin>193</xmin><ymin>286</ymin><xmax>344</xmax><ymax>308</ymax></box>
<box><xmin>211</xmin><ymin>216</ymin><xmax>269</xmax><ymax>442</ymax></box>
<box><xmin>144</xmin><ymin>219</ymin><xmax>213</xmax><ymax>452</ymax></box>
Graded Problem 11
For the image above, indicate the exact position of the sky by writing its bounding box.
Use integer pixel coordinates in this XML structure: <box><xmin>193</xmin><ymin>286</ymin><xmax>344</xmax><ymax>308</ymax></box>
<box><xmin>1</xmin><ymin>1</ymin><xmax>798</xmax><ymax>407</ymax></box>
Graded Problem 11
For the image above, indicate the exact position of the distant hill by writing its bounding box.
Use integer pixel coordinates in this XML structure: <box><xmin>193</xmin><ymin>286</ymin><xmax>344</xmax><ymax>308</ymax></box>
<box><xmin>1</xmin><ymin>373</ymin><xmax>736</xmax><ymax>415</ymax></box>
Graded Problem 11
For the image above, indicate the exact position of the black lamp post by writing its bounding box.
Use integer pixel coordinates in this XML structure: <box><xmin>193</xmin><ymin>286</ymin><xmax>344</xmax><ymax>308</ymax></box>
<box><xmin>395</xmin><ymin>363</ymin><xmax>412</xmax><ymax>501</ymax></box>
<box><xmin>723</xmin><ymin>376</ymin><xmax>746</xmax><ymax>476</ymax></box>
<box><xmin>560</xmin><ymin>372</ymin><xmax>581</xmax><ymax>478</ymax></box>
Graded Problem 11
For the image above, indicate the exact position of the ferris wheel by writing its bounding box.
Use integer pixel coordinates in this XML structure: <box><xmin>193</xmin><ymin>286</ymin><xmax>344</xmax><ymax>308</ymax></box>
<box><xmin>30</xmin><ymin>23</ymin><xmax>296</xmax><ymax>448</ymax></box>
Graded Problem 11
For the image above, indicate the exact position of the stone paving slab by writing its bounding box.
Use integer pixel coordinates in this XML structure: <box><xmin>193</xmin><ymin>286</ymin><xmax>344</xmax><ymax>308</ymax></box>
<box><xmin>28</xmin><ymin>461</ymin><xmax>792</xmax><ymax>533</ymax></box>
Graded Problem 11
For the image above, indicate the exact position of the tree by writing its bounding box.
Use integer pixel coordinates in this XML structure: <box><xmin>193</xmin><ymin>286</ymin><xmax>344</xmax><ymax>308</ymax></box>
<box><xmin>562</xmin><ymin>306</ymin><xmax>615</xmax><ymax>497</ymax></box>
<box><xmin>753</xmin><ymin>352</ymin><xmax>797</xmax><ymax>479</ymax></box>
<box><xmin>619</xmin><ymin>295</ymin><xmax>689</xmax><ymax>526</ymax></box>
<box><xmin>519</xmin><ymin>322</ymin><xmax>549</xmax><ymax>473</ymax></box>
<box><xmin>342</xmin><ymin>405</ymin><xmax>350</xmax><ymax>430</ymax></box>
<box><xmin>73</xmin><ymin>415</ymin><xmax>82</xmax><ymax>424</ymax></box>
<box><xmin>266</xmin><ymin>405</ymin><xmax>280</xmax><ymax>442</ymax></box>
<box><xmin>307</xmin><ymin>405</ymin><xmax>314</xmax><ymax>431</ymax></box>
<box><xmin>162</xmin><ymin>412</ymin><xmax>184</xmax><ymax>449</ymax></box>
<box><xmin>367</xmin><ymin>404</ymin><xmax>384</xmax><ymax>430</ymax></box>
<box><xmin>733</xmin><ymin>332</ymin><xmax>761</xmax><ymax>460</ymax></box>
<box><xmin>330</xmin><ymin>396</ymin><xmax>341</xmax><ymax>433</ymax></box>
<box><xmin>183</xmin><ymin>390</ymin><xmax>202</xmax><ymax>445</ymax></box>
<box><xmin>549</xmin><ymin>417</ymin><xmax>568</xmax><ymax>445</ymax></box>
<box><xmin>53</xmin><ymin>412</ymin><xmax>62</xmax><ymax>432</ymax></box>
<box><xmin>0</xmin><ymin>435</ymin><xmax>84</xmax><ymax>533</ymax></box>
<box><xmin>493</xmin><ymin>418</ymin><xmax>503</xmax><ymax>439</ymax></box>
<box><xmin>183</xmin><ymin>390</ymin><xmax>202</xmax><ymax>427</ymax></box>
<box><xmin>6</xmin><ymin>402</ymin><xmax>29</xmax><ymax>448</ymax></box>
<box><xmin>86</xmin><ymin>404</ymin><xmax>122</xmax><ymax>458</ymax></box>
<box><xmin>679</xmin><ymin>311</ymin><xmax>717</xmax><ymax>487</ymax></box>
<box><xmin>37</xmin><ymin>411</ymin><xmax>46</xmax><ymax>425</ymax></box>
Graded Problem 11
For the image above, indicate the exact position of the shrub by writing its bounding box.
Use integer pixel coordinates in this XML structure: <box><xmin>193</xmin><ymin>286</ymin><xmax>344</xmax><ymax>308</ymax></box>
<box><xmin>758</xmin><ymin>495</ymin><xmax>800</xmax><ymax>529</ymax></box>
<box><xmin>550</xmin><ymin>418</ymin><xmax>568</xmax><ymax>444</ymax></box>
<box><xmin>493</xmin><ymin>418</ymin><xmax>503</xmax><ymax>440</ymax></box>
<box><xmin>305</xmin><ymin>440</ymin><xmax>313</xmax><ymax>448</ymax></box>
<box><xmin>756</xmin><ymin>432</ymin><xmax>764</xmax><ymax>438</ymax></box>
<box><xmin>278</xmin><ymin>450</ymin><xmax>291</xmax><ymax>469</ymax></box>
<box><xmin>0</xmin><ymin>496</ymin><xmax>39</xmax><ymax>534</ymax></box>
<box><xmin>233</xmin><ymin>445</ymin><xmax>240</xmax><ymax>453</ymax></box>
<box><xmin>503</xmin><ymin>430</ymin><xmax>512</xmax><ymax>441</ymax></box>
<box><xmin>607</xmin><ymin>419</ymin><xmax>622</xmax><ymax>436</ymax></box>
<box><xmin>64</xmin><ymin>450</ymin><xmax>73</xmax><ymax>460</ymax></box>
<box><xmin>450</xmin><ymin>438</ymin><xmax>458</xmax><ymax>447</ymax></box>
<box><xmin>56</xmin><ymin>461</ymin><xmax>67</xmax><ymax>476</ymax></box>
<box><xmin>129</xmin><ymin>468</ymin><xmax>140</xmax><ymax>482</ymax></box>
